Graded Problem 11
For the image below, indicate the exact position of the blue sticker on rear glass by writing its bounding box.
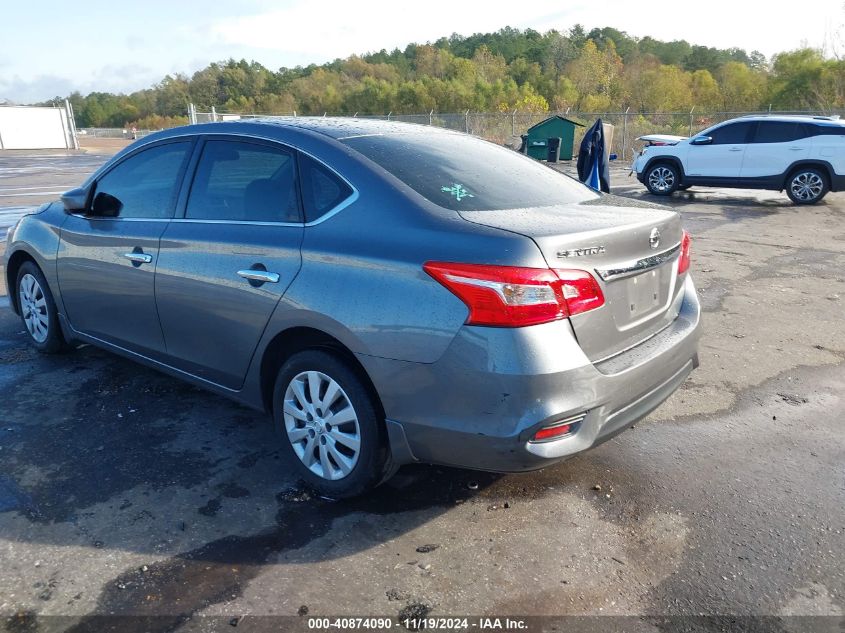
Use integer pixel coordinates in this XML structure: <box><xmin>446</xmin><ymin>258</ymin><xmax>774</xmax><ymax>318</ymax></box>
<box><xmin>441</xmin><ymin>183</ymin><xmax>474</xmax><ymax>202</ymax></box>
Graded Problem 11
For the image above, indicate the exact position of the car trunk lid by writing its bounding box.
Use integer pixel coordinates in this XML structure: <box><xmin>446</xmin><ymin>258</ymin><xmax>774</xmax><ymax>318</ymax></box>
<box><xmin>459</xmin><ymin>195</ymin><xmax>686</xmax><ymax>363</ymax></box>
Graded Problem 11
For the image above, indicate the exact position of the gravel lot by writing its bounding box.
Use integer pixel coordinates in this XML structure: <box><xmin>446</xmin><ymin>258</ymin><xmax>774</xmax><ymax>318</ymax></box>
<box><xmin>0</xmin><ymin>148</ymin><xmax>843</xmax><ymax>632</ymax></box>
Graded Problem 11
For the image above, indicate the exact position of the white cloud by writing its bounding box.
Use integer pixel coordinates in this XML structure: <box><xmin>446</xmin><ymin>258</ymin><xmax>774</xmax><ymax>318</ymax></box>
<box><xmin>211</xmin><ymin>0</ymin><xmax>842</xmax><ymax>60</ymax></box>
<box><xmin>211</xmin><ymin>0</ymin><xmax>584</xmax><ymax>60</ymax></box>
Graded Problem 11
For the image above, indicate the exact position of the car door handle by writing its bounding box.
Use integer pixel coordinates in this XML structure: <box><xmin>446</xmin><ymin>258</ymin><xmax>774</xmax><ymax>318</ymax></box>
<box><xmin>788</xmin><ymin>146</ymin><xmax>804</xmax><ymax>151</ymax></box>
<box><xmin>728</xmin><ymin>147</ymin><xmax>743</xmax><ymax>152</ymax></box>
<box><xmin>237</xmin><ymin>269</ymin><xmax>280</xmax><ymax>284</ymax></box>
<box><xmin>123</xmin><ymin>252</ymin><xmax>153</xmax><ymax>264</ymax></box>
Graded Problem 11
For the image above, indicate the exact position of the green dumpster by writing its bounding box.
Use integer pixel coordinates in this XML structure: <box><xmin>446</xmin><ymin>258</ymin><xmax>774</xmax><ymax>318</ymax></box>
<box><xmin>524</xmin><ymin>115</ymin><xmax>585</xmax><ymax>161</ymax></box>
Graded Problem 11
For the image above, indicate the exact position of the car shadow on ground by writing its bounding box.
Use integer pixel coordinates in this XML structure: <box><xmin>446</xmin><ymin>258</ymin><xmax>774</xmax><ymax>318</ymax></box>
<box><xmin>0</xmin><ymin>308</ymin><xmax>533</xmax><ymax>629</ymax></box>
<box><xmin>616</xmin><ymin>186</ymin><xmax>801</xmax><ymax>212</ymax></box>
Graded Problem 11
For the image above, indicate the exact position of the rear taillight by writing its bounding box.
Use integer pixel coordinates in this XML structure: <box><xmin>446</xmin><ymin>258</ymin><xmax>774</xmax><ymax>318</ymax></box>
<box><xmin>423</xmin><ymin>262</ymin><xmax>605</xmax><ymax>328</ymax></box>
<box><xmin>678</xmin><ymin>230</ymin><xmax>692</xmax><ymax>275</ymax></box>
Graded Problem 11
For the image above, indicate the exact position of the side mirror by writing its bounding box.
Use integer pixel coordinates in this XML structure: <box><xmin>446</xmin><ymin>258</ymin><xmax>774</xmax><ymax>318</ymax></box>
<box><xmin>91</xmin><ymin>192</ymin><xmax>124</xmax><ymax>217</ymax></box>
<box><xmin>61</xmin><ymin>186</ymin><xmax>91</xmax><ymax>213</ymax></box>
<box><xmin>690</xmin><ymin>136</ymin><xmax>712</xmax><ymax>146</ymax></box>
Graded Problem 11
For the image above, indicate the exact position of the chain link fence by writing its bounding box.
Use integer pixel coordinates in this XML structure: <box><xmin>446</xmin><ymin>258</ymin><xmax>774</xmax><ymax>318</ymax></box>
<box><xmin>88</xmin><ymin>106</ymin><xmax>844</xmax><ymax>162</ymax></box>
<box><xmin>78</xmin><ymin>127</ymin><xmax>154</xmax><ymax>139</ymax></box>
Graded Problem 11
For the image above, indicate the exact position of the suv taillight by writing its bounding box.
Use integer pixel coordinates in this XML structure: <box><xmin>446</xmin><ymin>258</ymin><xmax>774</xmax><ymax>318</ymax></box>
<box><xmin>423</xmin><ymin>262</ymin><xmax>605</xmax><ymax>328</ymax></box>
<box><xmin>678</xmin><ymin>230</ymin><xmax>692</xmax><ymax>275</ymax></box>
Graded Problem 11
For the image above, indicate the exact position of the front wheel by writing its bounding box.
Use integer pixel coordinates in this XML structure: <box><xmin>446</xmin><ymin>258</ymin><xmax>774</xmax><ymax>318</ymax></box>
<box><xmin>16</xmin><ymin>261</ymin><xmax>68</xmax><ymax>354</ymax></box>
<box><xmin>273</xmin><ymin>350</ymin><xmax>388</xmax><ymax>498</ymax></box>
<box><xmin>786</xmin><ymin>168</ymin><xmax>828</xmax><ymax>205</ymax></box>
<box><xmin>645</xmin><ymin>163</ymin><xmax>680</xmax><ymax>196</ymax></box>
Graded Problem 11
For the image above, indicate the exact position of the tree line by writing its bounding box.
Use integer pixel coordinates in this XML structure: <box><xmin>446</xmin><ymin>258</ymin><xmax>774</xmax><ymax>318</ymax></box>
<box><xmin>40</xmin><ymin>26</ymin><xmax>845</xmax><ymax>129</ymax></box>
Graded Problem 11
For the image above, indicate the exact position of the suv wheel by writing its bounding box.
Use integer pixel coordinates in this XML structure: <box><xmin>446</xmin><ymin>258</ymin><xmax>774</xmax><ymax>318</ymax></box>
<box><xmin>646</xmin><ymin>163</ymin><xmax>680</xmax><ymax>196</ymax></box>
<box><xmin>273</xmin><ymin>350</ymin><xmax>388</xmax><ymax>498</ymax></box>
<box><xmin>16</xmin><ymin>261</ymin><xmax>69</xmax><ymax>354</ymax></box>
<box><xmin>786</xmin><ymin>168</ymin><xmax>828</xmax><ymax>205</ymax></box>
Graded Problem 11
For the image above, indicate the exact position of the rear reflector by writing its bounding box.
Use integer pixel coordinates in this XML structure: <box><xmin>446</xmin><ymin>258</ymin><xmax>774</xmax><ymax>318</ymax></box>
<box><xmin>532</xmin><ymin>423</ymin><xmax>573</xmax><ymax>442</ymax></box>
<box><xmin>530</xmin><ymin>412</ymin><xmax>586</xmax><ymax>442</ymax></box>
<box><xmin>678</xmin><ymin>230</ymin><xmax>692</xmax><ymax>275</ymax></box>
<box><xmin>423</xmin><ymin>262</ymin><xmax>605</xmax><ymax>327</ymax></box>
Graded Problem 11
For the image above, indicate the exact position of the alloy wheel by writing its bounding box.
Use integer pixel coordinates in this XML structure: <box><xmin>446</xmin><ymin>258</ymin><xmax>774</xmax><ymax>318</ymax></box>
<box><xmin>648</xmin><ymin>166</ymin><xmax>676</xmax><ymax>193</ymax></box>
<box><xmin>18</xmin><ymin>273</ymin><xmax>49</xmax><ymax>343</ymax></box>
<box><xmin>283</xmin><ymin>370</ymin><xmax>361</xmax><ymax>481</ymax></box>
<box><xmin>790</xmin><ymin>172</ymin><xmax>824</xmax><ymax>202</ymax></box>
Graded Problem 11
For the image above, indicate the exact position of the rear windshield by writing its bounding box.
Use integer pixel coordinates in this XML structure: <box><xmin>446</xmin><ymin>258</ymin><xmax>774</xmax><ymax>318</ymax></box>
<box><xmin>342</xmin><ymin>133</ymin><xmax>597</xmax><ymax>211</ymax></box>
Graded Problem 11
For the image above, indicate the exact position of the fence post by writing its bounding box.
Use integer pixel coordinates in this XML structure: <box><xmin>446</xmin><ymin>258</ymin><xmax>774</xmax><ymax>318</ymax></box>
<box><xmin>64</xmin><ymin>98</ymin><xmax>79</xmax><ymax>150</ymax></box>
<box><xmin>621</xmin><ymin>107</ymin><xmax>629</xmax><ymax>161</ymax></box>
<box><xmin>688</xmin><ymin>106</ymin><xmax>695</xmax><ymax>137</ymax></box>
<box><xmin>210</xmin><ymin>106</ymin><xmax>217</xmax><ymax>122</ymax></box>
<box><xmin>188</xmin><ymin>103</ymin><xmax>197</xmax><ymax>125</ymax></box>
<box><xmin>429</xmin><ymin>110</ymin><xmax>434</xmax><ymax>126</ymax></box>
<box><xmin>465</xmin><ymin>110</ymin><xmax>470</xmax><ymax>133</ymax></box>
<box><xmin>387</xmin><ymin>111</ymin><xmax>392</xmax><ymax>121</ymax></box>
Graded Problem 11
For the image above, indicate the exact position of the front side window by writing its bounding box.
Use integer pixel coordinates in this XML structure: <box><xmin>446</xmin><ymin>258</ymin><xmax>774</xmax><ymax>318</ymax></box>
<box><xmin>706</xmin><ymin>122</ymin><xmax>754</xmax><ymax>145</ymax></box>
<box><xmin>185</xmin><ymin>140</ymin><xmax>301</xmax><ymax>222</ymax></box>
<box><xmin>342</xmin><ymin>132</ymin><xmax>597</xmax><ymax>212</ymax></box>
<box><xmin>95</xmin><ymin>142</ymin><xmax>191</xmax><ymax>219</ymax></box>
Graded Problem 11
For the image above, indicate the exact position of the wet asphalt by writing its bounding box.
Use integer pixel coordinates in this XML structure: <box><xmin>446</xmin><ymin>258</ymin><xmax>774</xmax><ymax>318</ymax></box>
<box><xmin>0</xmin><ymin>149</ymin><xmax>843</xmax><ymax>632</ymax></box>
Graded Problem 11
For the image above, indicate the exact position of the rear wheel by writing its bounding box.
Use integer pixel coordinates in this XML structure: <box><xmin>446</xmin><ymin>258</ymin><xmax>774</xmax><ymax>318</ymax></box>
<box><xmin>786</xmin><ymin>168</ymin><xmax>828</xmax><ymax>205</ymax></box>
<box><xmin>16</xmin><ymin>261</ymin><xmax>68</xmax><ymax>354</ymax></box>
<box><xmin>645</xmin><ymin>163</ymin><xmax>680</xmax><ymax>196</ymax></box>
<box><xmin>273</xmin><ymin>350</ymin><xmax>388</xmax><ymax>498</ymax></box>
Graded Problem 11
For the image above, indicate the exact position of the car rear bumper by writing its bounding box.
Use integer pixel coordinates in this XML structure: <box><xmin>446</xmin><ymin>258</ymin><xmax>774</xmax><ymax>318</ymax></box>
<box><xmin>359</xmin><ymin>275</ymin><xmax>702</xmax><ymax>472</ymax></box>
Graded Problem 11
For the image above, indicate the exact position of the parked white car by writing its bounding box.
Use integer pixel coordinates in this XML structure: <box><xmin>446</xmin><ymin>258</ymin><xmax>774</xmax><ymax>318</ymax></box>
<box><xmin>632</xmin><ymin>115</ymin><xmax>845</xmax><ymax>204</ymax></box>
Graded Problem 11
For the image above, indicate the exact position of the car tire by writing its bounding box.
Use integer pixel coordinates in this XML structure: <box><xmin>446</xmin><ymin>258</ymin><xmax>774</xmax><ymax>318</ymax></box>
<box><xmin>15</xmin><ymin>261</ymin><xmax>69</xmax><ymax>354</ymax></box>
<box><xmin>786</xmin><ymin>167</ymin><xmax>828</xmax><ymax>205</ymax></box>
<box><xmin>645</xmin><ymin>163</ymin><xmax>680</xmax><ymax>196</ymax></box>
<box><xmin>272</xmin><ymin>350</ymin><xmax>388</xmax><ymax>498</ymax></box>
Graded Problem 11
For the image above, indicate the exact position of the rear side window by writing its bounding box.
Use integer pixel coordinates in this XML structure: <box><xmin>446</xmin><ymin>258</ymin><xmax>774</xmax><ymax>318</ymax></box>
<box><xmin>95</xmin><ymin>142</ymin><xmax>191</xmax><ymax>219</ymax></box>
<box><xmin>343</xmin><ymin>132</ymin><xmax>596</xmax><ymax>211</ymax></box>
<box><xmin>707</xmin><ymin>122</ymin><xmax>753</xmax><ymax>145</ymax></box>
<box><xmin>752</xmin><ymin>121</ymin><xmax>808</xmax><ymax>143</ymax></box>
<box><xmin>185</xmin><ymin>140</ymin><xmax>301</xmax><ymax>222</ymax></box>
<box><xmin>812</xmin><ymin>124</ymin><xmax>845</xmax><ymax>136</ymax></box>
<box><xmin>299</xmin><ymin>154</ymin><xmax>354</xmax><ymax>222</ymax></box>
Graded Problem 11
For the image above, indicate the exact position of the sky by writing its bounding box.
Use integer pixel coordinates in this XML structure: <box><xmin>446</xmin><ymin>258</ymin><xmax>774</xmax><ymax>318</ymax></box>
<box><xmin>1</xmin><ymin>0</ymin><xmax>843</xmax><ymax>103</ymax></box>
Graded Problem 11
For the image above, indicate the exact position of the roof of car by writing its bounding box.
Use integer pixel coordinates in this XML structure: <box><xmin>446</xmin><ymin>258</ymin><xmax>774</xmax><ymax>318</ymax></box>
<box><xmin>734</xmin><ymin>114</ymin><xmax>845</xmax><ymax>126</ymax></box>
<box><xmin>235</xmin><ymin>116</ymin><xmax>464</xmax><ymax>139</ymax></box>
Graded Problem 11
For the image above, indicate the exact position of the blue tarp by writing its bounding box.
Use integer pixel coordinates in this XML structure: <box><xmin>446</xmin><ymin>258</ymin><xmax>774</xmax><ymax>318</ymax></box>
<box><xmin>576</xmin><ymin>119</ymin><xmax>610</xmax><ymax>193</ymax></box>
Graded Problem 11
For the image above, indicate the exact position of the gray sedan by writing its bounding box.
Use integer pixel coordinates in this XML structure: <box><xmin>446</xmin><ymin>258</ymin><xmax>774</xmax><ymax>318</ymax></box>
<box><xmin>4</xmin><ymin>118</ymin><xmax>701</xmax><ymax>497</ymax></box>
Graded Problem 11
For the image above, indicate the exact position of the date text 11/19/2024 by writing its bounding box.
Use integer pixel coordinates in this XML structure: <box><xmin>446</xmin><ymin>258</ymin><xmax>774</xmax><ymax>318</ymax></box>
<box><xmin>307</xmin><ymin>617</ymin><xmax>529</xmax><ymax>631</ymax></box>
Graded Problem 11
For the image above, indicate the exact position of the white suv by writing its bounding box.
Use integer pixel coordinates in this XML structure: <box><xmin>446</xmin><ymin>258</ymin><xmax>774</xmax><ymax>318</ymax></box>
<box><xmin>632</xmin><ymin>115</ymin><xmax>845</xmax><ymax>204</ymax></box>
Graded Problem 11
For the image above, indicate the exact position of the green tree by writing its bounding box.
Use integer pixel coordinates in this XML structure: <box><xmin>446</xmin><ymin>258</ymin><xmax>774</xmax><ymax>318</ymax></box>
<box><xmin>690</xmin><ymin>69</ymin><xmax>722</xmax><ymax>109</ymax></box>
<box><xmin>718</xmin><ymin>61</ymin><xmax>766</xmax><ymax>110</ymax></box>
<box><xmin>566</xmin><ymin>39</ymin><xmax>624</xmax><ymax>110</ymax></box>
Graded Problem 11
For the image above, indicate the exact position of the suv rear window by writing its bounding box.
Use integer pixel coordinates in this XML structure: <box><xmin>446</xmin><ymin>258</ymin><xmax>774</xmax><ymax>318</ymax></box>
<box><xmin>812</xmin><ymin>124</ymin><xmax>845</xmax><ymax>136</ymax></box>
<box><xmin>752</xmin><ymin>121</ymin><xmax>808</xmax><ymax>143</ymax></box>
<box><xmin>342</xmin><ymin>133</ymin><xmax>596</xmax><ymax>211</ymax></box>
